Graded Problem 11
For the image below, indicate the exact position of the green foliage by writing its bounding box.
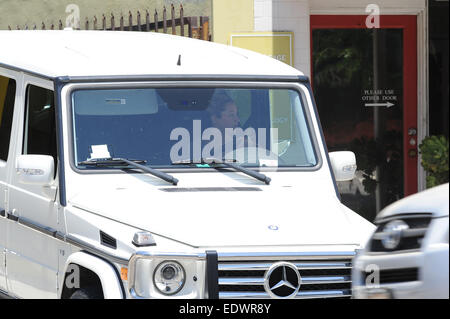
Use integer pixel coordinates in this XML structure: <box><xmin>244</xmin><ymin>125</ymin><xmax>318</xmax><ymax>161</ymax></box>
<box><xmin>313</xmin><ymin>29</ymin><xmax>373</xmax><ymax>89</ymax></box>
<box><xmin>419</xmin><ymin>135</ymin><xmax>449</xmax><ymax>188</ymax></box>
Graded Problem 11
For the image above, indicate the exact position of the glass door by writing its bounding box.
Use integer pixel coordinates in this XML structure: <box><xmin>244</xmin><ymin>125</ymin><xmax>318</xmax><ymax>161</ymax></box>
<box><xmin>311</xmin><ymin>15</ymin><xmax>417</xmax><ymax>221</ymax></box>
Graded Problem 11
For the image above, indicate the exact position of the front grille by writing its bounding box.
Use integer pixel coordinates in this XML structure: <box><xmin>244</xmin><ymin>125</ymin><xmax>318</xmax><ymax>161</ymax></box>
<box><xmin>369</xmin><ymin>214</ymin><xmax>432</xmax><ymax>252</ymax></box>
<box><xmin>363</xmin><ymin>268</ymin><xmax>419</xmax><ymax>284</ymax></box>
<box><xmin>217</xmin><ymin>254</ymin><xmax>354</xmax><ymax>299</ymax></box>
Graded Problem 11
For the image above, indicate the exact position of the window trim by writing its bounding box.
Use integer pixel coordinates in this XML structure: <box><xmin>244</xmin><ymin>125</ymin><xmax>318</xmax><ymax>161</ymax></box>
<box><xmin>22</xmin><ymin>83</ymin><xmax>57</xmax><ymax>178</ymax></box>
<box><xmin>63</xmin><ymin>81</ymin><xmax>324</xmax><ymax>175</ymax></box>
<box><xmin>0</xmin><ymin>74</ymin><xmax>17</xmax><ymax>163</ymax></box>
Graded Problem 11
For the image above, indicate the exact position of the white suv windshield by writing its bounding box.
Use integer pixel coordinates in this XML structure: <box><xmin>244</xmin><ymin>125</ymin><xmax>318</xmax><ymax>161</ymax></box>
<box><xmin>71</xmin><ymin>87</ymin><xmax>318</xmax><ymax>168</ymax></box>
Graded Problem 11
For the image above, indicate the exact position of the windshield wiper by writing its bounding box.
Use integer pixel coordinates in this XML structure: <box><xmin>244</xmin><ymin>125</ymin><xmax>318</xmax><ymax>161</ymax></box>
<box><xmin>172</xmin><ymin>158</ymin><xmax>271</xmax><ymax>185</ymax></box>
<box><xmin>78</xmin><ymin>158</ymin><xmax>178</xmax><ymax>186</ymax></box>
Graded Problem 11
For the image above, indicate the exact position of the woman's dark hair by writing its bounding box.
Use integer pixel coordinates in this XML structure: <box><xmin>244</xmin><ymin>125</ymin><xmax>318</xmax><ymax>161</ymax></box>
<box><xmin>208</xmin><ymin>92</ymin><xmax>234</xmax><ymax>118</ymax></box>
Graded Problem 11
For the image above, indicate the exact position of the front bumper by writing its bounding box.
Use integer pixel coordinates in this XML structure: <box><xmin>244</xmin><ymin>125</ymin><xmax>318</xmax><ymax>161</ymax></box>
<box><xmin>352</xmin><ymin>243</ymin><xmax>449</xmax><ymax>299</ymax></box>
<box><xmin>128</xmin><ymin>249</ymin><xmax>358</xmax><ymax>299</ymax></box>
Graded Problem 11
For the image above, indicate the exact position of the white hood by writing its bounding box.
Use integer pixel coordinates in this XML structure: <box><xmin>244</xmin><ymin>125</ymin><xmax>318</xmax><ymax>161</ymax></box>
<box><xmin>69</xmin><ymin>176</ymin><xmax>368</xmax><ymax>248</ymax></box>
<box><xmin>376</xmin><ymin>183</ymin><xmax>449</xmax><ymax>220</ymax></box>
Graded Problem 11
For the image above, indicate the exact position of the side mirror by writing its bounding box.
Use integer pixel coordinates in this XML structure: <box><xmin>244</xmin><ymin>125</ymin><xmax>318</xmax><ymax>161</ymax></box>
<box><xmin>329</xmin><ymin>151</ymin><xmax>357</xmax><ymax>182</ymax></box>
<box><xmin>16</xmin><ymin>155</ymin><xmax>55</xmax><ymax>186</ymax></box>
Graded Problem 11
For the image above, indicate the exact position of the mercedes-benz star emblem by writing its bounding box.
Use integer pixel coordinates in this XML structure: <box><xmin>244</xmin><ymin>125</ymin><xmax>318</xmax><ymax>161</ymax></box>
<box><xmin>264</xmin><ymin>262</ymin><xmax>302</xmax><ymax>299</ymax></box>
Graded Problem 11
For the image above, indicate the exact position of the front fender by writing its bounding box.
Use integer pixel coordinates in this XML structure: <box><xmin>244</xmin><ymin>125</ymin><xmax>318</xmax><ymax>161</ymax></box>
<box><xmin>61</xmin><ymin>252</ymin><xmax>124</xmax><ymax>299</ymax></box>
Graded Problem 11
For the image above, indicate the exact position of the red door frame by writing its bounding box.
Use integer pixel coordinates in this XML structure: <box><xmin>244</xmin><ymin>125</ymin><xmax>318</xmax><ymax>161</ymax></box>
<box><xmin>310</xmin><ymin>15</ymin><xmax>418</xmax><ymax>196</ymax></box>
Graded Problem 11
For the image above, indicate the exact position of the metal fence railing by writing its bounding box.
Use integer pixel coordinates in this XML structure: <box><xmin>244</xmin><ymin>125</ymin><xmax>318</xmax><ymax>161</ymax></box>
<box><xmin>8</xmin><ymin>4</ymin><xmax>211</xmax><ymax>41</ymax></box>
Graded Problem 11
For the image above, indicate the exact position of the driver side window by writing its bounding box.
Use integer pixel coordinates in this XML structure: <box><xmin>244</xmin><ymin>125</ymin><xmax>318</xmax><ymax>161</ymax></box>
<box><xmin>23</xmin><ymin>85</ymin><xmax>57</xmax><ymax>171</ymax></box>
<box><xmin>0</xmin><ymin>75</ymin><xmax>16</xmax><ymax>162</ymax></box>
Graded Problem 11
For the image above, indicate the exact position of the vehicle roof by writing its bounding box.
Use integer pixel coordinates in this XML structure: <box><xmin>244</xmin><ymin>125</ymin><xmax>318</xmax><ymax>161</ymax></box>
<box><xmin>0</xmin><ymin>30</ymin><xmax>304</xmax><ymax>79</ymax></box>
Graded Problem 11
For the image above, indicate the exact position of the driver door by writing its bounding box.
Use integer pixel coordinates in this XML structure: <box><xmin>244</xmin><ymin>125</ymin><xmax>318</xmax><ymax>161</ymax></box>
<box><xmin>0</xmin><ymin>71</ymin><xmax>18</xmax><ymax>294</ymax></box>
<box><xmin>5</xmin><ymin>75</ymin><xmax>59</xmax><ymax>298</ymax></box>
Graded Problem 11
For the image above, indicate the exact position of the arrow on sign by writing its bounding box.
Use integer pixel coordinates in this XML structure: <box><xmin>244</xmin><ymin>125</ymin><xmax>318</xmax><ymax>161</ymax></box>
<box><xmin>365</xmin><ymin>102</ymin><xmax>395</xmax><ymax>108</ymax></box>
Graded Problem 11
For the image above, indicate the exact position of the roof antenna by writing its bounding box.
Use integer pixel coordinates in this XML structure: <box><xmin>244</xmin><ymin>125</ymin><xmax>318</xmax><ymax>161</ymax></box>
<box><xmin>177</xmin><ymin>54</ymin><xmax>181</xmax><ymax>66</ymax></box>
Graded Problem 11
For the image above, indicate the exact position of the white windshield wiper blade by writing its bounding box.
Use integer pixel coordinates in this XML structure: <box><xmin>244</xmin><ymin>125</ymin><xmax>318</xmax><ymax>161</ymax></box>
<box><xmin>79</xmin><ymin>158</ymin><xmax>178</xmax><ymax>186</ymax></box>
<box><xmin>172</xmin><ymin>158</ymin><xmax>271</xmax><ymax>185</ymax></box>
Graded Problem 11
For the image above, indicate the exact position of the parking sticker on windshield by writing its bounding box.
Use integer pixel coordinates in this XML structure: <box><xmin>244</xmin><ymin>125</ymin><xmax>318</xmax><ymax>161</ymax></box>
<box><xmin>89</xmin><ymin>144</ymin><xmax>111</xmax><ymax>160</ymax></box>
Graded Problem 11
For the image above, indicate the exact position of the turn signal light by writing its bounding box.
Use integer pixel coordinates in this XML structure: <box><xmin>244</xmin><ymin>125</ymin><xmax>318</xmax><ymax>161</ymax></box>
<box><xmin>120</xmin><ymin>267</ymin><xmax>128</xmax><ymax>281</ymax></box>
<box><xmin>132</xmin><ymin>231</ymin><xmax>157</xmax><ymax>247</ymax></box>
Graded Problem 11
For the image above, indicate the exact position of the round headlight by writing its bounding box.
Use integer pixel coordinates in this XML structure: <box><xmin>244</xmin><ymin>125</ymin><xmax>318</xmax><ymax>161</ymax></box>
<box><xmin>382</xmin><ymin>220</ymin><xmax>409</xmax><ymax>250</ymax></box>
<box><xmin>153</xmin><ymin>261</ymin><xmax>185</xmax><ymax>295</ymax></box>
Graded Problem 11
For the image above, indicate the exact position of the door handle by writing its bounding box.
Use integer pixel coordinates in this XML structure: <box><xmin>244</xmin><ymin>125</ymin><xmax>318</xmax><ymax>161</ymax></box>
<box><xmin>6</xmin><ymin>209</ymin><xmax>18</xmax><ymax>222</ymax></box>
<box><xmin>6</xmin><ymin>213</ymin><xmax>18</xmax><ymax>222</ymax></box>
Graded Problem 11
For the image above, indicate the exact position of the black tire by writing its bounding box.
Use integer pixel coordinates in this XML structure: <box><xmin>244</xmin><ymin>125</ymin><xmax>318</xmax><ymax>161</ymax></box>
<box><xmin>69</xmin><ymin>287</ymin><xmax>103</xmax><ymax>299</ymax></box>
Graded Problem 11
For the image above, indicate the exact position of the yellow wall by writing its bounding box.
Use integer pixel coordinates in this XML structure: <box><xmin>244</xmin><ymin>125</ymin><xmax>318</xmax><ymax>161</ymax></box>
<box><xmin>212</xmin><ymin>0</ymin><xmax>254</xmax><ymax>45</ymax></box>
<box><xmin>230</xmin><ymin>32</ymin><xmax>294</xmax><ymax>66</ymax></box>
